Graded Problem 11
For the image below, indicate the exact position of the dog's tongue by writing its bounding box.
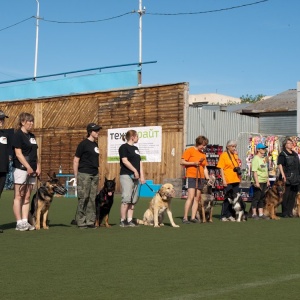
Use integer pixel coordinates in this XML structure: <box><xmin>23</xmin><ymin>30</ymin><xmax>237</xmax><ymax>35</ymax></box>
<box><xmin>108</xmin><ymin>192</ymin><xmax>113</xmax><ymax>196</ymax></box>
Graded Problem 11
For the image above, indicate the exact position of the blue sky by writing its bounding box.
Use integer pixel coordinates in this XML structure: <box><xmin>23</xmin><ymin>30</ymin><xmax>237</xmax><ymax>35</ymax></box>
<box><xmin>0</xmin><ymin>0</ymin><xmax>299</xmax><ymax>98</ymax></box>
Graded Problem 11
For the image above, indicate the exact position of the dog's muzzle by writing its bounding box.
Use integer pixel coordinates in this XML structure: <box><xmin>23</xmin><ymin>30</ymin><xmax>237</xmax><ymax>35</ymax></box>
<box><xmin>54</xmin><ymin>185</ymin><xmax>67</xmax><ymax>195</ymax></box>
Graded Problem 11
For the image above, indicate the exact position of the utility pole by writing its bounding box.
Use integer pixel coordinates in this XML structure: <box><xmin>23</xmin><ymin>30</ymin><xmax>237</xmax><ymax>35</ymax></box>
<box><xmin>34</xmin><ymin>0</ymin><xmax>40</xmax><ymax>79</ymax></box>
<box><xmin>137</xmin><ymin>0</ymin><xmax>145</xmax><ymax>85</ymax></box>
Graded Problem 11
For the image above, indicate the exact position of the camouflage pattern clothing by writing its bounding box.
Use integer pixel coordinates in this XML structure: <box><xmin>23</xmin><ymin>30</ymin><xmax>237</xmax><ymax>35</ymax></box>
<box><xmin>76</xmin><ymin>172</ymin><xmax>99</xmax><ymax>226</ymax></box>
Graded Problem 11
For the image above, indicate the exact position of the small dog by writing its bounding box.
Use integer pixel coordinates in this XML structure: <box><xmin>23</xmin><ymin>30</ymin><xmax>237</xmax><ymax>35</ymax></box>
<box><xmin>197</xmin><ymin>177</ymin><xmax>215</xmax><ymax>223</ymax></box>
<box><xmin>264</xmin><ymin>179</ymin><xmax>285</xmax><ymax>220</ymax></box>
<box><xmin>95</xmin><ymin>178</ymin><xmax>116</xmax><ymax>227</ymax></box>
<box><xmin>137</xmin><ymin>183</ymin><xmax>179</xmax><ymax>228</ymax></box>
<box><xmin>226</xmin><ymin>189</ymin><xmax>247</xmax><ymax>222</ymax></box>
<box><xmin>292</xmin><ymin>191</ymin><xmax>300</xmax><ymax>217</ymax></box>
<box><xmin>29</xmin><ymin>172</ymin><xmax>67</xmax><ymax>230</ymax></box>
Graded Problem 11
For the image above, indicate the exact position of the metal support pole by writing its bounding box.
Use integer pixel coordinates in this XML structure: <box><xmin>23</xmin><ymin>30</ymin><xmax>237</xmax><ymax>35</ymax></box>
<box><xmin>137</xmin><ymin>0</ymin><xmax>145</xmax><ymax>85</ymax></box>
<box><xmin>34</xmin><ymin>0</ymin><xmax>40</xmax><ymax>79</ymax></box>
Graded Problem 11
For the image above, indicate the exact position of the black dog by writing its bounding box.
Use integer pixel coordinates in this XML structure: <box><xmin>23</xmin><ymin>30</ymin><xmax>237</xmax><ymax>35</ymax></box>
<box><xmin>95</xmin><ymin>178</ymin><xmax>116</xmax><ymax>227</ymax></box>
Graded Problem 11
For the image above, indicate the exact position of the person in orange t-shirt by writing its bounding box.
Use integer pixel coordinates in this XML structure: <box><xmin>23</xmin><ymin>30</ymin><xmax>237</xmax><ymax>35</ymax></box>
<box><xmin>181</xmin><ymin>136</ymin><xmax>210</xmax><ymax>224</ymax></box>
<box><xmin>217</xmin><ymin>140</ymin><xmax>241</xmax><ymax>221</ymax></box>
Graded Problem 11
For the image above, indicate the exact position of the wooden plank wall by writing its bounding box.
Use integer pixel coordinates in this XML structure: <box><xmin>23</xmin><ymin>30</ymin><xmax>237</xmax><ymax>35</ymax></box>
<box><xmin>0</xmin><ymin>83</ymin><xmax>188</xmax><ymax>192</ymax></box>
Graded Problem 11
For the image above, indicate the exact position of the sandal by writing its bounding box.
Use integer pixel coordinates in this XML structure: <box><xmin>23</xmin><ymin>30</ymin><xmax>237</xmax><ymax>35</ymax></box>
<box><xmin>182</xmin><ymin>218</ymin><xmax>190</xmax><ymax>224</ymax></box>
<box><xmin>190</xmin><ymin>219</ymin><xmax>199</xmax><ymax>223</ymax></box>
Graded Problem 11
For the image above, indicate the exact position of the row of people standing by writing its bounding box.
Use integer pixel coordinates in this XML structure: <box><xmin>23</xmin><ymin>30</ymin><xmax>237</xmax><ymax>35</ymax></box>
<box><xmin>181</xmin><ymin>136</ymin><xmax>300</xmax><ymax>222</ymax></box>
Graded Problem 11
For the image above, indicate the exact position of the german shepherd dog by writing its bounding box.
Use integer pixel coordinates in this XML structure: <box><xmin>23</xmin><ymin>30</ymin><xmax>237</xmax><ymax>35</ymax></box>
<box><xmin>29</xmin><ymin>172</ymin><xmax>67</xmax><ymax>230</ymax></box>
<box><xmin>226</xmin><ymin>189</ymin><xmax>247</xmax><ymax>222</ymax></box>
<box><xmin>197</xmin><ymin>178</ymin><xmax>215</xmax><ymax>223</ymax></box>
<box><xmin>95</xmin><ymin>178</ymin><xmax>116</xmax><ymax>227</ymax></box>
<box><xmin>292</xmin><ymin>191</ymin><xmax>300</xmax><ymax>217</ymax></box>
<box><xmin>263</xmin><ymin>179</ymin><xmax>285</xmax><ymax>220</ymax></box>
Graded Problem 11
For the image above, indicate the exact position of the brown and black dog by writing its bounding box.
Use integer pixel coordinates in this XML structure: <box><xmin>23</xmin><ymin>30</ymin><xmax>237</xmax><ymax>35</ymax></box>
<box><xmin>29</xmin><ymin>172</ymin><xmax>67</xmax><ymax>230</ymax></box>
<box><xmin>197</xmin><ymin>178</ymin><xmax>215</xmax><ymax>223</ymax></box>
<box><xmin>263</xmin><ymin>179</ymin><xmax>285</xmax><ymax>220</ymax></box>
<box><xmin>292</xmin><ymin>192</ymin><xmax>300</xmax><ymax>218</ymax></box>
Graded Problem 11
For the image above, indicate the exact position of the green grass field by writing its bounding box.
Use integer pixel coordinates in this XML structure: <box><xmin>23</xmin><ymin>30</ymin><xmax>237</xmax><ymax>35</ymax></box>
<box><xmin>0</xmin><ymin>190</ymin><xmax>299</xmax><ymax>300</ymax></box>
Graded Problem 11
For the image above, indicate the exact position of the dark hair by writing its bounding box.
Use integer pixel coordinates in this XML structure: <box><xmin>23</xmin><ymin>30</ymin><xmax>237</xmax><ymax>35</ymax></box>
<box><xmin>282</xmin><ymin>138</ymin><xmax>293</xmax><ymax>149</ymax></box>
<box><xmin>16</xmin><ymin>112</ymin><xmax>34</xmax><ymax>130</ymax></box>
<box><xmin>195</xmin><ymin>135</ymin><xmax>208</xmax><ymax>146</ymax></box>
<box><xmin>122</xmin><ymin>130</ymin><xmax>137</xmax><ymax>142</ymax></box>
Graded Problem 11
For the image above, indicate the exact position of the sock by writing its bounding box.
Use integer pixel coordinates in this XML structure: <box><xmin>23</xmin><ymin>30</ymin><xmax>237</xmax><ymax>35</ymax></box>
<box><xmin>121</xmin><ymin>219</ymin><xmax>125</xmax><ymax>222</ymax></box>
<box><xmin>259</xmin><ymin>214</ymin><xmax>263</xmax><ymax>217</ymax></box>
<box><xmin>22</xmin><ymin>218</ymin><xmax>28</xmax><ymax>223</ymax></box>
<box><xmin>17</xmin><ymin>220</ymin><xmax>22</xmax><ymax>225</ymax></box>
<box><xmin>127</xmin><ymin>218</ymin><xmax>132</xmax><ymax>222</ymax></box>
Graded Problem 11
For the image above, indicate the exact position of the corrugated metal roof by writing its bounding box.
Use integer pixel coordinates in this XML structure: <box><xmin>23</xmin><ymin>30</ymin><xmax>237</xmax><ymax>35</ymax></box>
<box><xmin>241</xmin><ymin>89</ymin><xmax>296</xmax><ymax>114</ymax></box>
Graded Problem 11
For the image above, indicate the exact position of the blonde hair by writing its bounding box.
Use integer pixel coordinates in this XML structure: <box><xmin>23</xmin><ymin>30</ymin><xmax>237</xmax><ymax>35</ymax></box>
<box><xmin>16</xmin><ymin>112</ymin><xmax>34</xmax><ymax>131</ymax></box>
<box><xmin>122</xmin><ymin>130</ymin><xmax>138</xmax><ymax>142</ymax></box>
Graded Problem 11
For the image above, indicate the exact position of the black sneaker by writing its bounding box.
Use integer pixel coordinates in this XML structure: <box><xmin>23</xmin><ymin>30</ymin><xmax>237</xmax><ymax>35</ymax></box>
<box><xmin>119</xmin><ymin>220</ymin><xmax>128</xmax><ymax>227</ymax></box>
<box><xmin>182</xmin><ymin>218</ymin><xmax>190</xmax><ymax>224</ymax></box>
<box><xmin>127</xmin><ymin>220</ymin><xmax>137</xmax><ymax>227</ymax></box>
<box><xmin>87</xmin><ymin>224</ymin><xmax>97</xmax><ymax>229</ymax></box>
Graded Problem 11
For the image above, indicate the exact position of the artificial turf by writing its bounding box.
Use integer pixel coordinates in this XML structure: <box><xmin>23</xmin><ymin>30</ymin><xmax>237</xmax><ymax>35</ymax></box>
<box><xmin>0</xmin><ymin>190</ymin><xmax>299</xmax><ymax>300</ymax></box>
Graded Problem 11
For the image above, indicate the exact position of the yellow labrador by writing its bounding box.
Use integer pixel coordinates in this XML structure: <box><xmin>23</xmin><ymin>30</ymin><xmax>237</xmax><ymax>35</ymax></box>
<box><xmin>138</xmin><ymin>183</ymin><xmax>179</xmax><ymax>228</ymax></box>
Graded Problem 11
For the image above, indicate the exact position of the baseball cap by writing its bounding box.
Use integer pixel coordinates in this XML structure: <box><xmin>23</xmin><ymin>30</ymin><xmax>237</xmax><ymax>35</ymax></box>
<box><xmin>256</xmin><ymin>143</ymin><xmax>267</xmax><ymax>149</ymax></box>
<box><xmin>0</xmin><ymin>110</ymin><xmax>9</xmax><ymax>119</ymax></box>
<box><xmin>87</xmin><ymin>123</ymin><xmax>102</xmax><ymax>132</ymax></box>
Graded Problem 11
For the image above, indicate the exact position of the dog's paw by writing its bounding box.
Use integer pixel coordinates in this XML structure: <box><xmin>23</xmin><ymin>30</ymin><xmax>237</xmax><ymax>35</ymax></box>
<box><xmin>154</xmin><ymin>224</ymin><xmax>160</xmax><ymax>228</ymax></box>
<box><xmin>172</xmin><ymin>224</ymin><xmax>180</xmax><ymax>228</ymax></box>
<box><xmin>43</xmin><ymin>226</ymin><xmax>49</xmax><ymax>230</ymax></box>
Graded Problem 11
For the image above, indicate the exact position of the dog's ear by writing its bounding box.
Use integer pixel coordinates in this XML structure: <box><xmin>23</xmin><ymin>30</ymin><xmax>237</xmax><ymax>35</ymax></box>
<box><xmin>113</xmin><ymin>178</ymin><xmax>116</xmax><ymax>182</ymax></box>
<box><xmin>105</xmin><ymin>177</ymin><xmax>108</xmax><ymax>182</ymax></box>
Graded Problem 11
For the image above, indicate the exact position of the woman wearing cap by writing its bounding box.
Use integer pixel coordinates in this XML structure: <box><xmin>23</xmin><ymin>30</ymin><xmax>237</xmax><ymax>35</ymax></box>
<box><xmin>12</xmin><ymin>112</ymin><xmax>40</xmax><ymax>231</ymax></box>
<box><xmin>73</xmin><ymin>123</ymin><xmax>101</xmax><ymax>229</ymax></box>
<box><xmin>119</xmin><ymin>129</ymin><xmax>145</xmax><ymax>227</ymax></box>
<box><xmin>0</xmin><ymin>110</ymin><xmax>10</xmax><ymax>233</ymax></box>
<box><xmin>251</xmin><ymin>143</ymin><xmax>270</xmax><ymax>220</ymax></box>
<box><xmin>217</xmin><ymin>140</ymin><xmax>241</xmax><ymax>222</ymax></box>
<box><xmin>277</xmin><ymin>138</ymin><xmax>300</xmax><ymax>218</ymax></box>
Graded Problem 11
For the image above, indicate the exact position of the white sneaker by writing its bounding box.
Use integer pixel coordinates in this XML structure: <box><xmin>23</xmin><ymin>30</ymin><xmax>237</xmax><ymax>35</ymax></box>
<box><xmin>23</xmin><ymin>222</ymin><xmax>35</xmax><ymax>231</ymax></box>
<box><xmin>228</xmin><ymin>216</ymin><xmax>236</xmax><ymax>222</ymax></box>
<box><xmin>15</xmin><ymin>223</ymin><xmax>28</xmax><ymax>231</ymax></box>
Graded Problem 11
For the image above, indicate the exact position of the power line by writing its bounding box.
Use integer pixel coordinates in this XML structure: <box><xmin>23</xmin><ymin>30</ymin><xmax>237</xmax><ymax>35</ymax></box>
<box><xmin>0</xmin><ymin>0</ymin><xmax>269</xmax><ymax>31</ymax></box>
<box><xmin>42</xmin><ymin>11</ymin><xmax>136</xmax><ymax>24</ymax></box>
<box><xmin>148</xmin><ymin>0</ymin><xmax>269</xmax><ymax>16</ymax></box>
<box><xmin>0</xmin><ymin>16</ymin><xmax>34</xmax><ymax>32</ymax></box>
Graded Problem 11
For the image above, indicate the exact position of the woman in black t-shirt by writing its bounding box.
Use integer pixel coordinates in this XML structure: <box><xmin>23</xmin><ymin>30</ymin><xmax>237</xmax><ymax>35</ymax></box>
<box><xmin>12</xmin><ymin>113</ymin><xmax>40</xmax><ymax>231</ymax></box>
<box><xmin>278</xmin><ymin>138</ymin><xmax>300</xmax><ymax>218</ymax></box>
<box><xmin>119</xmin><ymin>130</ymin><xmax>145</xmax><ymax>227</ymax></box>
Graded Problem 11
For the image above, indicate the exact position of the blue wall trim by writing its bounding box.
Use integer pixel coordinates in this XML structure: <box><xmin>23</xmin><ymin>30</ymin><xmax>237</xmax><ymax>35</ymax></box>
<box><xmin>0</xmin><ymin>70</ymin><xmax>139</xmax><ymax>101</ymax></box>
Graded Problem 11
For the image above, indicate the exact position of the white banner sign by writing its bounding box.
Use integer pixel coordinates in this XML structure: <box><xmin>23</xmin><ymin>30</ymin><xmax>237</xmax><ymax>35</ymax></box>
<box><xmin>107</xmin><ymin>126</ymin><xmax>162</xmax><ymax>163</ymax></box>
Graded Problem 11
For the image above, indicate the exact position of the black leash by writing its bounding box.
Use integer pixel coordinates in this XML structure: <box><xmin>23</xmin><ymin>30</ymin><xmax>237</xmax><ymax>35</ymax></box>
<box><xmin>144</xmin><ymin>181</ymin><xmax>159</xmax><ymax>194</ymax></box>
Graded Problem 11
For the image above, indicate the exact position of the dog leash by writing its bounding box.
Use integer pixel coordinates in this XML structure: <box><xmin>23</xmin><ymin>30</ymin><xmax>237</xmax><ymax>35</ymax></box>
<box><xmin>144</xmin><ymin>181</ymin><xmax>160</xmax><ymax>194</ymax></box>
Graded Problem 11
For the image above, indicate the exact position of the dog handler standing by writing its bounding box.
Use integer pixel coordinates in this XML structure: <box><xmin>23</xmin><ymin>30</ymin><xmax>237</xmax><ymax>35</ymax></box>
<box><xmin>251</xmin><ymin>143</ymin><xmax>270</xmax><ymax>220</ymax></box>
<box><xmin>119</xmin><ymin>129</ymin><xmax>145</xmax><ymax>227</ymax></box>
<box><xmin>0</xmin><ymin>110</ymin><xmax>10</xmax><ymax>233</ymax></box>
<box><xmin>73</xmin><ymin>123</ymin><xmax>101</xmax><ymax>229</ymax></box>
<box><xmin>181</xmin><ymin>135</ymin><xmax>210</xmax><ymax>224</ymax></box>
<box><xmin>217</xmin><ymin>140</ymin><xmax>241</xmax><ymax>222</ymax></box>
<box><xmin>12</xmin><ymin>113</ymin><xmax>40</xmax><ymax>231</ymax></box>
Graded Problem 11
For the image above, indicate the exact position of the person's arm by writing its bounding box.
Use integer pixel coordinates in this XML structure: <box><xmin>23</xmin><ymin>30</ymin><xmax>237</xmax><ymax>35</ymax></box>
<box><xmin>15</xmin><ymin>148</ymin><xmax>34</xmax><ymax>175</ymax></box>
<box><xmin>278</xmin><ymin>164</ymin><xmax>286</xmax><ymax>182</ymax></box>
<box><xmin>219</xmin><ymin>168</ymin><xmax>227</xmax><ymax>187</ymax></box>
<box><xmin>252</xmin><ymin>171</ymin><xmax>260</xmax><ymax>188</ymax></box>
<box><xmin>180</xmin><ymin>158</ymin><xmax>202</xmax><ymax>167</ymax></box>
<box><xmin>139</xmin><ymin>161</ymin><xmax>145</xmax><ymax>184</ymax></box>
<box><xmin>203</xmin><ymin>166</ymin><xmax>210</xmax><ymax>180</ymax></box>
<box><xmin>73</xmin><ymin>156</ymin><xmax>80</xmax><ymax>180</ymax></box>
<box><xmin>121</xmin><ymin>157</ymin><xmax>139</xmax><ymax>179</ymax></box>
